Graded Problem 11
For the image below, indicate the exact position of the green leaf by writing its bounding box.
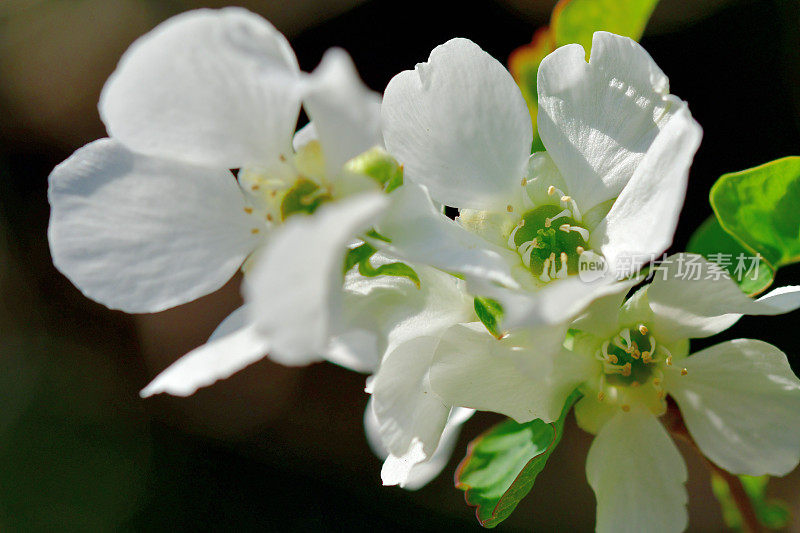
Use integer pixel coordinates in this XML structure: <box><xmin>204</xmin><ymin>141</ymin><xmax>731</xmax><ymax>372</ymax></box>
<box><xmin>711</xmin><ymin>474</ymin><xmax>790</xmax><ymax>530</ymax></box>
<box><xmin>345</xmin><ymin>147</ymin><xmax>404</xmax><ymax>193</ymax></box>
<box><xmin>552</xmin><ymin>0</ymin><xmax>659</xmax><ymax>51</ymax></box>
<box><xmin>456</xmin><ymin>391</ymin><xmax>581</xmax><ymax>528</ymax></box>
<box><xmin>711</xmin><ymin>156</ymin><xmax>800</xmax><ymax>269</ymax></box>
<box><xmin>474</xmin><ymin>297</ymin><xmax>504</xmax><ymax>339</ymax></box>
<box><xmin>687</xmin><ymin>215</ymin><xmax>775</xmax><ymax>295</ymax></box>
<box><xmin>343</xmin><ymin>242</ymin><xmax>420</xmax><ymax>287</ymax></box>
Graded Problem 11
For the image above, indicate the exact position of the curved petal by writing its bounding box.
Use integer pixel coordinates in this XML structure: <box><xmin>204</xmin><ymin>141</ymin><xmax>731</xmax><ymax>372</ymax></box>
<box><xmin>365</xmin><ymin>402</ymin><xmax>473</xmax><ymax>490</ymax></box>
<box><xmin>100</xmin><ymin>8</ymin><xmax>301</xmax><ymax>168</ymax></box>
<box><xmin>382</xmin><ymin>38</ymin><xmax>532</xmax><ymax>210</ymax></box>
<box><xmin>382</xmin><ymin>408</ymin><xmax>473</xmax><ymax>490</ymax></box>
<box><xmin>537</xmin><ymin>32</ymin><xmax>682</xmax><ymax>211</ymax></box>
<box><xmin>429</xmin><ymin>323</ymin><xmax>593</xmax><ymax>423</ymax></box>
<box><xmin>586</xmin><ymin>406</ymin><xmax>688</xmax><ymax>533</ymax></box>
<box><xmin>647</xmin><ymin>254</ymin><xmax>800</xmax><ymax>342</ymax></box>
<box><xmin>590</xmin><ymin>106</ymin><xmax>702</xmax><ymax>271</ymax></box>
<box><xmin>245</xmin><ymin>193</ymin><xmax>387</xmax><ymax>366</ymax></box>
<box><xmin>304</xmin><ymin>48</ymin><xmax>382</xmax><ymax>176</ymax></box>
<box><xmin>376</xmin><ymin>182</ymin><xmax>518</xmax><ymax>288</ymax></box>
<box><xmin>140</xmin><ymin>307</ymin><xmax>270</xmax><ymax>397</ymax></box>
<box><xmin>48</xmin><ymin>139</ymin><xmax>261</xmax><ymax>313</ymax></box>
<box><xmin>665</xmin><ymin>339</ymin><xmax>800</xmax><ymax>476</ymax></box>
<box><xmin>370</xmin><ymin>336</ymin><xmax>451</xmax><ymax>459</ymax></box>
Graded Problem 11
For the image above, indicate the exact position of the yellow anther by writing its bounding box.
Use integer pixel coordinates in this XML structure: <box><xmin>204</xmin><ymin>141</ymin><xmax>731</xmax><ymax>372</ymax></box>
<box><xmin>642</xmin><ymin>351</ymin><xmax>652</xmax><ymax>364</ymax></box>
<box><xmin>559</xmin><ymin>223</ymin><xmax>571</xmax><ymax>233</ymax></box>
<box><xmin>638</xmin><ymin>324</ymin><xmax>648</xmax><ymax>335</ymax></box>
<box><xmin>521</xmin><ymin>178</ymin><xmax>527</xmax><ymax>187</ymax></box>
<box><xmin>243</xmin><ymin>207</ymin><xmax>253</xmax><ymax>214</ymax></box>
<box><xmin>506</xmin><ymin>205</ymin><xmax>514</xmax><ymax>212</ymax></box>
<box><xmin>547</xmin><ymin>185</ymin><xmax>556</xmax><ymax>195</ymax></box>
<box><xmin>576</xmin><ymin>246</ymin><xmax>585</xmax><ymax>254</ymax></box>
<box><xmin>251</xmin><ymin>228</ymin><xmax>260</xmax><ymax>234</ymax></box>
<box><xmin>666</xmin><ymin>355</ymin><xmax>673</xmax><ymax>366</ymax></box>
<box><xmin>621</xmin><ymin>404</ymin><xmax>631</xmax><ymax>412</ymax></box>
<box><xmin>251</xmin><ymin>184</ymin><xmax>260</xmax><ymax>191</ymax></box>
<box><xmin>560</xmin><ymin>195</ymin><xmax>571</xmax><ymax>203</ymax></box>
<box><xmin>266</xmin><ymin>213</ymin><xmax>273</xmax><ymax>222</ymax></box>
<box><xmin>680</xmin><ymin>368</ymin><xmax>688</xmax><ymax>376</ymax></box>
<box><xmin>620</xmin><ymin>363</ymin><xmax>632</xmax><ymax>377</ymax></box>
<box><xmin>597</xmin><ymin>391</ymin><xmax>605</xmax><ymax>402</ymax></box>
<box><xmin>544</xmin><ymin>218</ymin><xmax>552</xmax><ymax>228</ymax></box>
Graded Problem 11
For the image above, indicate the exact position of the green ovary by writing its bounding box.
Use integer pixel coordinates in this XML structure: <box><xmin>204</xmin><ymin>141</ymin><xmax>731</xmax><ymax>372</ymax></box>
<box><xmin>510</xmin><ymin>204</ymin><xmax>589</xmax><ymax>281</ymax></box>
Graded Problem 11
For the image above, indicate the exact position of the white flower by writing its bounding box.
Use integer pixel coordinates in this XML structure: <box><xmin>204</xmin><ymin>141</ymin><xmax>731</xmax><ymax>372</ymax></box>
<box><xmin>429</xmin><ymin>254</ymin><xmax>800</xmax><ymax>532</ymax></box>
<box><xmin>48</xmin><ymin>8</ymin><xmax>382</xmax><ymax>314</ymax></box>
<box><xmin>379</xmin><ymin>32</ymin><xmax>702</xmax><ymax>330</ymax></box>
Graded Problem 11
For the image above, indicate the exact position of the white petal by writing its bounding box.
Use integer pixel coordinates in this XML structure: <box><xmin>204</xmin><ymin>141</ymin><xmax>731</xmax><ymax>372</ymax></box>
<box><xmin>245</xmin><ymin>193</ymin><xmax>387</xmax><ymax>366</ymax></box>
<box><xmin>383</xmin><ymin>408</ymin><xmax>473</xmax><ymax>490</ymax></box>
<box><xmin>429</xmin><ymin>323</ymin><xmax>593</xmax><ymax>423</ymax></box>
<box><xmin>370</xmin><ymin>336</ymin><xmax>451</xmax><ymax>459</ymax></box>
<box><xmin>647</xmin><ymin>254</ymin><xmax>800</xmax><ymax>342</ymax></box>
<box><xmin>337</xmin><ymin>256</ymin><xmax>474</xmax><ymax>361</ymax></box>
<box><xmin>590</xmin><ymin>106</ymin><xmax>702</xmax><ymax>271</ymax></box>
<box><xmin>48</xmin><ymin>139</ymin><xmax>260</xmax><ymax>313</ymax></box>
<box><xmin>303</xmin><ymin>48</ymin><xmax>382</xmax><ymax>176</ymax></box>
<box><xmin>375</xmin><ymin>182</ymin><xmax>518</xmax><ymax>289</ymax></box>
<box><xmin>586</xmin><ymin>406</ymin><xmax>688</xmax><ymax>533</ymax></box>
<box><xmin>537</xmin><ymin>32</ymin><xmax>682</xmax><ymax>211</ymax></box>
<box><xmin>666</xmin><ymin>339</ymin><xmax>800</xmax><ymax>476</ymax></box>
<box><xmin>382</xmin><ymin>38</ymin><xmax>532</xmax><ymax>210</ymax></box>
<box><xmin>140</xmin><ymin>308</ymin><xmax>269</xmax><ymax>397</ymax></box>
<box><xmin>100</xmin><ymin>8</ymin><xmax>301</xmax><ymax>168</ymax></box>
<box><xmin>292</xmin><ymin>122</ymin><xmax>318</xmax><ymax>151</ymax></box>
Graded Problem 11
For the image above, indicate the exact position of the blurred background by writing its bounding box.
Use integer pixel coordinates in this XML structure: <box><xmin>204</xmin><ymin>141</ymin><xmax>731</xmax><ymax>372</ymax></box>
<box><xmin>1</xmin><ymin>0</ymin><xmax>799</xmax><ymax>530</ymax></box>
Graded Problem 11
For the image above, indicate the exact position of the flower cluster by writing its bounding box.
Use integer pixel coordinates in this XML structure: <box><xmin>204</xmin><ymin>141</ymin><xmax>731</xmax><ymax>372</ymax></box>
<box><xmin>47</xmin><ymin>8</ymin><xmax>800</xmax><ymax>531</ymax></box>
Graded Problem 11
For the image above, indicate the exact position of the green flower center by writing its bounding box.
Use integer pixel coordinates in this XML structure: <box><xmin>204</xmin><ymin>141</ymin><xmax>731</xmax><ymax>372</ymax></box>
<box><xmin>509</xmin><ymin>204</ymin><xmax>589</xmax><ymax>282</ymax></box>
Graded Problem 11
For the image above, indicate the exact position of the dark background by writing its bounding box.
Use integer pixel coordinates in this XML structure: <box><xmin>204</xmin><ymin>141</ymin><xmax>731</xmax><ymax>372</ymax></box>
<box><xmin>1</xmin><ymin>0</ymin><xmax>799</xmax><ymax>530</ymax></box>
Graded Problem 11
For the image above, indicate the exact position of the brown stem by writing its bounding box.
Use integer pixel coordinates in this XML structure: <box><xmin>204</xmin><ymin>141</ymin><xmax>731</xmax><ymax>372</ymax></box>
<box><xmin>662</xmin><ymin>401</ymin><xmax>765</xmax><ymax>533</ymax></box>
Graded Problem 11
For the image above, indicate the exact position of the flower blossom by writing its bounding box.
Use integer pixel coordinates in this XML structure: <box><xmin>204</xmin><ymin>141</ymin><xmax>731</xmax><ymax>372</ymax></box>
<box><xmin>379</xmin><ymin>32</ymin><xmax>703</xmax><ymax>332</ymax></box>
<box><xmin>428</xmin><ymin>254</ymin><xmax>800</xmax><ymax>531</ymax></box>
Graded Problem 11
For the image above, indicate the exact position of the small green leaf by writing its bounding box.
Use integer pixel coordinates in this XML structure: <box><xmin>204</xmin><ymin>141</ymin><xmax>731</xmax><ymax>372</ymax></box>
<box><xmin>711</xmin><ymin>473</ymin><xmax>790</xmax><ymax>530</ymax></box>
<box><xmin>345</xmin><ymin>147</ymin><xmax>404</xmax><ymax>193</ymax></box>
<box><xmin>456</xmin><ymin>391</ymin><xmax>581</xmax><ymax>528</ymax></box>
<box><xmin>711</xmin><ymin>156</ymin><xmax>800</xmax><ymax>269</ymax></box>
<box><xmin>474</xmin><ymin>297</ymin><xmax>504</xmax><ymax>339</ymax></box>
<box><xmin>687</xmin><ymin>215</ymin><xmax>775</xmax><ymax>295</ymax></box>
<box><xmin>552</xmin><ymin>0</ymin><xmax>659</xmax><ymax>51</ymax></box>
<box><xmin>343</xmin><ymin>242</ymin><xmax>420</xmax><ymax>287</ymax></box>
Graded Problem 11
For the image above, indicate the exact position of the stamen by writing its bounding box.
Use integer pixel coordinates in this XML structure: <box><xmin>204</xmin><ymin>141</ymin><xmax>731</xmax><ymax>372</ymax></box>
<box><xmin>566</xmin><ymin>225</ymin><xmax>590</xmax><ymax>240</ymax></box>
<box><xmin>540</xmin><ymin>256</ymin><xmax>551</xmax><ymax>282</ymax></box>
<box><xmin>251</xmin><ymin>228</ymin><xmax>260</xmax><ymax>234</ymax></box>
<box><xmin>506</xmin><ymin>205</ymin><xmax>514</xmax><ymax>213</ymax></box>
<box><xmin>548</xmin><ymin>252</ymin><xmax>557</xmax><ymax>279</ymax></box>
<box><xmin>601</xmin><ymin>340</ymin><xmax>618</xmax><ymax>364</ymax></box>
<box><xmin>550</xmin><ymin>209</ymin><xmax>571</xmax><ymax>223</ymax></box>
<box><xmin>547</xmin><ymin>185</ymin><xmax>556</xmax><ymax>195</ymax></box>
<box><xmin>620</xmin><ymin>363</ymin><xmax>632</xmax><ymax>377</ymax></box>
<box><xmin>507</xmin><ymin>222</ymin><xmax>523</xmax><ymax>249</ymax></box>
<box><xmin>520</xmin><ymin>241</ymin><xmax>535</xmax><ymax>268</ymax></box>
<box><xmin>558</xmin><ymin>223</ymin><xmax>571</xmax><ymax>233</ymax></box>
<box><xmin>243</xmin><ymin>207</ymin><xmax>253</xmax><ymax>214</ymax></box>
<box><xmin>576</xmin><ymin>246</ymin><xmax>585</xmax><ymax>254</ymax></box>
<box><xmin>680</xmin><ymin>368</ymin><xmax>688</xmax><ymax>376</ymax></box>
<box><xmin>620</xmin><ymin>329</ymin><xmax>632</xmax><ymax>347</ymax></box>
<box><xmin>638</xmin><ymin>324</ymin><xmax>648</xmax><ymax>335</ymax></box>
<box><xmin>520</xmin><ymin>178</ymin><xmax>527</xmax><ymax>187</ymax></box>
<box><xmin>556</xmin><ymin>252</ymin><xmax>569</xmax><ymax>279</ymax></box>
<box><xmin>560</xmin><ymin>195</ymin><xmax>571</xmax><ymax>203</ymax></box>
